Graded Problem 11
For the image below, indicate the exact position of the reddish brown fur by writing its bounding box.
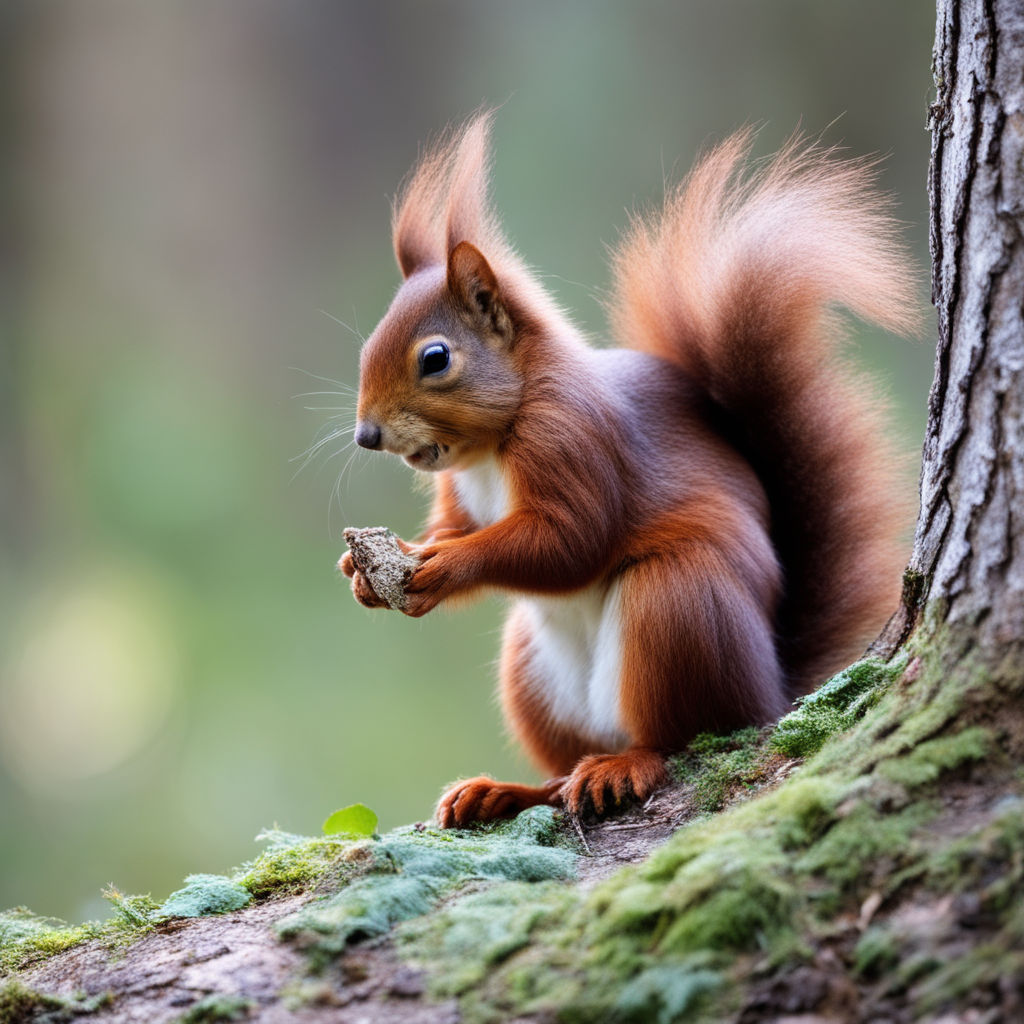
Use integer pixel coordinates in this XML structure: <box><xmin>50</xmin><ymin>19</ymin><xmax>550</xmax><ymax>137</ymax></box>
<box><xmin>609</xmin><ymin>129</ymin><xmax>921</xmax><ymax>691</ymax></box>
<box><xmin>347</xmin><ymin>113</ymin><xmax>919</xmax><ymax>826</ymax></box>
<box><xmin>436</xmin><ymin>776</ymin><xmax>562</xmax><ymax>829</ymax></box>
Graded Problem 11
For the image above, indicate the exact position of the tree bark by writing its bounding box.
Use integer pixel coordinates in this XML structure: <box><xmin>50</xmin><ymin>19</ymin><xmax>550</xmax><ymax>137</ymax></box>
<box><xmin>880</xmin><ymin>0</ymin><xmax>1024</xmax><ymax>666</ymax></box>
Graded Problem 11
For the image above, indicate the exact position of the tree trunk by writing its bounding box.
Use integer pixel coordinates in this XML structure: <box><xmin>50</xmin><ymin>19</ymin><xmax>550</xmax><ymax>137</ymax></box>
<box><xmin>879</xmin><ymin>0</ymin><xmax>1024</xmax><ymax>671</ymax></box>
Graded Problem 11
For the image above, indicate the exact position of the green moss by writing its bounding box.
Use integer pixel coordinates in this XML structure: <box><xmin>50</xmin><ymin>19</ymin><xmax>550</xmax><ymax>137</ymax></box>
<box><xmin>233</xmin><ymin>829</ymin><xmax>364</xmax><ymax>899</ymax></box>
<box><xmin>611</xmin><ymin>965</ymin><xmax>722</xmax><ymax>1024</ymax></box>
<box><xmin>175</xmin><ymin>995</ymin><xmax>253</xmax><ymax>1023</ymax></box>
<box><xmin>795</xmin><ymin>802</ymin><xmax>936</xmax><ymax>908</ymax></box>
<box><xmin>772</xmin><ymin>656</ymin><xmax>907</xmax><ymax>758</ymax></box>
<box><xmin>276</xmin><ymin>806</ymin><xmax>576</xmax><ymax>966</ymax></box>
<box><xmin>234</xmin><ymin>846</ymin><xmax>326</xmax><ymax>898</ymax></box>
<box><xmin>1</xmin><ymin>887</ymin><xmax>166</xmax><ymax>974</ymax></box>
<box><xmin>0</xmin><ymin>910</ymin><xmax>95</xmax><ymax>974</ymax></box>
<box><xmin>670</xmin><ymin>726</ymin><xmax>768</xmax><ymax>811</ymax></box>
<box><xmin>398</xmin><ymin>881</ymin><xmax>575</xmax><ymax>997</ymax></box>
<box><xmin>0</xmin><ymin>982</ymin><xmax>110</xmax><ymax>1024</ymax></box>
<box><xmin>853</xmin><ymin>926</ymin><xmax>900</xmax><ymax>978</ymax></box>
<box><xmin>875</xmin><ymin>726</ymin><xmax>989</xmax><ymax>788</ymax></box>
<box><xmin>0</xmin><ymin>981</ymin><xmax>67</xmax><ymax>1024</ymax></box>
<box><xmin>771</xmin><ymin>776</ymin><xmax>842</xmax><ymax>850</ymax></box>
<box><xmin>100</xmin><ymin>887</ymin><xmax>159</xmax><ymax>930</ymax></box>
<box><xmin>660</xmin><ymin>877</ymin><xmax>792</xmax><ymax>954</ymax></box>
<box><xmin>158</xmin><ymin>875</ymin><xmax>251</xmax><ymax>919</ymax></box>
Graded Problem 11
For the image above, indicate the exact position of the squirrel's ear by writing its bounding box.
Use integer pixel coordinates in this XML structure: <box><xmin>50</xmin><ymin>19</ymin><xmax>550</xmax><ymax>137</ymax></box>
<box><xmin>447</xmin><ymin>241</ymin><xmax>512</xmax><ymax>343</ymax></box>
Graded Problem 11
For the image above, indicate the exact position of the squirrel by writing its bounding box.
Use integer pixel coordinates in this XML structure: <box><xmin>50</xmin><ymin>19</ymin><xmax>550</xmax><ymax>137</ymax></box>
<box><xmin>339</xmin><ymin>111</ymin><xmax>920</xmax><ymax>827</ymax></box>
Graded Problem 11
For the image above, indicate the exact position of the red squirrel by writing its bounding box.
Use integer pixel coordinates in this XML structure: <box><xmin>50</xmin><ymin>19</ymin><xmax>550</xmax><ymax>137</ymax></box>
<box><xmin>339</xmin><ymin>112</ymin><xmax>919</xmax><ymax>827</ymax></box>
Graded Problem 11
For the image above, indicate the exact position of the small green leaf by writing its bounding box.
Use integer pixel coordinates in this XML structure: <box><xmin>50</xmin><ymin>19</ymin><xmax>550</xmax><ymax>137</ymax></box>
<box><xmin>322</xmin><ymin>803</ymin><xmax>378</xmax><ymax>837</ymax></box>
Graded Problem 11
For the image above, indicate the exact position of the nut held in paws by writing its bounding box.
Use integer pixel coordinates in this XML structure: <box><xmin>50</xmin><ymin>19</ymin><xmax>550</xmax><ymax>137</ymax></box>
<box><xmin>343</xmin><ymin>527</ymin><xmax>421</xmax><ymax>611</ymax></box>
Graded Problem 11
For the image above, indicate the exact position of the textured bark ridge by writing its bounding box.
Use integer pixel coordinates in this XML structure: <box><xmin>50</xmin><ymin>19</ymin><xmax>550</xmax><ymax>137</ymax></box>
<box><xmin>882</xmin><ymin>0</ymin><xmax>1024</xmax><ymax>658</ymax></box>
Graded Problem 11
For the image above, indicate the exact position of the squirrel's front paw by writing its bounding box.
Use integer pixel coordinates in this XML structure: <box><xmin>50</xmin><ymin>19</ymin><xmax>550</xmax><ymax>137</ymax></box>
<box><xmin>436</xmin><ymin>776</ymin><xmax>562</xmax><ymax>828</ymax></box>
<box><xmin>402</xmin><ymin>548</ymin><xmax>449</xmax><ymax>617</ymax></box>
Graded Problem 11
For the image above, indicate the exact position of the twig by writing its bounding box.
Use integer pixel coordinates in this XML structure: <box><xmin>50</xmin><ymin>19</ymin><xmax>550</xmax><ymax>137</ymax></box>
<box><xmin>568</xmin><ymin>813</ymin><xmax>592</xmax><ymax>855</ymax></box>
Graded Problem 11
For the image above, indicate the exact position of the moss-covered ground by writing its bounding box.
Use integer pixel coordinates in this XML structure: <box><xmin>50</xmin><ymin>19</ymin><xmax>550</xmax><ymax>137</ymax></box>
<box><xmin>1</xmin><ymin>805</ymin><xmax>577</xmax><ymax>1019</ymax></box>
<box><xmin>3</xmin><ymin>645</ymin><xmax>1022</xmax><ymax>1023</ymax></box>
<box><xmin>393</xmin><ymin>647</ymin><xmax>1024</xmax><ymax>1022</ymax></box>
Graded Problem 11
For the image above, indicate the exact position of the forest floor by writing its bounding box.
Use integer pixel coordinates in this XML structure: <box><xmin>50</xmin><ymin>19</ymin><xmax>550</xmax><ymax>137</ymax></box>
<box><xmin>4</xmin><ymin>652</ymin><xmax>1024</xmax><ymax>1023</ymax></box>
<box><xmin>5</xmin><ymin>750</ymin><xmax>804</xmax><ymax>1024</ymax></box>
<box><xmin>5</xmin><ymin>779</ymin><xmax>730</xmax><ymax>1024</ymax></box>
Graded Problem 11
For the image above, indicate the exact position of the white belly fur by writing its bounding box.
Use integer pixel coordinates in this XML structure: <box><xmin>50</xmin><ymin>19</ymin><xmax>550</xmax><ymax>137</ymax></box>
<box><xmin>520</xmin><ymin>581</ymin><xmax>628</xmax><ymax>749</ymax></box>
<box><xmin>455</xmin><ymin>456</ymin><xmax>627</xmax><ymax>746</ymax></box>
<box><xmin>454</xmin><ymin>456</ymin><xmax>510</xmax><ymax>527</ymax></box>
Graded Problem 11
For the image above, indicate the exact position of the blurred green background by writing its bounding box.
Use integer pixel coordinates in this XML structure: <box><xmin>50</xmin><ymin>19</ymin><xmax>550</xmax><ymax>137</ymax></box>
<box><xmin>1</xmin><ymin>0</ymin><xmax>936</xmax><ymax>922</ymax></box>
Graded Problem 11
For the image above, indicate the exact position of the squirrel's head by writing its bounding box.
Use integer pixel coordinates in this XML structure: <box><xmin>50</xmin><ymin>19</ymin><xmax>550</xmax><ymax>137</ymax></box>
<box><xmin>351</xmin><ymin>110</ymin><xmax>574</xmax><ymax>471</ymax></box>
<box><xmin>354</xmin><ymin>241</ymin><xmax>522</xmax><ymax>472</ymax></box>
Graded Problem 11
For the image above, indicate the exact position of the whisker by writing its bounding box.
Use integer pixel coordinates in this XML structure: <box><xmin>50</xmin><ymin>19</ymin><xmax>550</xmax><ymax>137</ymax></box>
<box><xmin>329</xmin><ymin>444</ymin><xmax>366</xmax><ymax>539</ymax></box>
<box><xmin>290</xmin><ymin>426</ymin><xmax>347</xmax><ymax>463</ymax></box>
<box><xmin>289</xmin><ymin>366</ymin><xmax>355</xmax><ymax>390</ymax></box>
<box><xmin>322</xmin><ymin>438</ymin><xmax>358</xmax><ymax>466</ymax></box>
<box><xmin>289</xmin><ymin>427</ymin><xmax>353</xmax><ymax>481</ymax></box>
<box><xmin>318</xmin><ymin>309</ymin><xmax>366</xmax><ymax>344</ymax></box>
<box><xmin>292</xmin><ymin>389</ymin><xmax>356</xmax><ymax>399</ymax></box>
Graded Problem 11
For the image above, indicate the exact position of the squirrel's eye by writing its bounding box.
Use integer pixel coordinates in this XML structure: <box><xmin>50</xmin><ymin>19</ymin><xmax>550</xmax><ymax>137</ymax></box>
<box><xmin>420</xmin><ymin>342</ymin><xmax>450</xmax><ymax>377</ymax></box>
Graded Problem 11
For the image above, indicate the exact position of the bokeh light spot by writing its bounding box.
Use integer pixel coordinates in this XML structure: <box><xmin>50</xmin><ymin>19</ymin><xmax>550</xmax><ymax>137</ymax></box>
<box><xmin>0</xmin><ymin>570</ymin><xmax>180</xmax><ymax>793</ymax></box>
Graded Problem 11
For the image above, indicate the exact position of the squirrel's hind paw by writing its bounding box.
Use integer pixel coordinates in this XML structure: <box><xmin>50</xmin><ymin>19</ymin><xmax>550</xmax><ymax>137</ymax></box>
<box><xmin>560</xmin><ymin>748</ymin><xmax>667</xmax><ymax>818</ymax></box>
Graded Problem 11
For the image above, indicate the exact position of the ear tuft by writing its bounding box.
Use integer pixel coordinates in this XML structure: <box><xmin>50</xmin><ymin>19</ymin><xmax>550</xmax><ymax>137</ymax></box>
<box><xmin>447</xmin><ymin>242</ymin><xmax>511</xmax><ymax>340</ymax></box>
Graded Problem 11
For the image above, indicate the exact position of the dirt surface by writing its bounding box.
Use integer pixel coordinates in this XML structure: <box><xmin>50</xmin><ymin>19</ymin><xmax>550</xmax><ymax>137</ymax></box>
<box><xmin>570</xmin><ymin>784</ymin><xmax>703</xmax><ymax>886</ymax></box>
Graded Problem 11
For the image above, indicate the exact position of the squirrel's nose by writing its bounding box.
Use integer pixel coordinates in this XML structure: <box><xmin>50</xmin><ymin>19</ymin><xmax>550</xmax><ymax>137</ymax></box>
<box><xmin>355</xmin><ymin>420</ymin><xmax>382</xmax><ymax>450</ymax></box>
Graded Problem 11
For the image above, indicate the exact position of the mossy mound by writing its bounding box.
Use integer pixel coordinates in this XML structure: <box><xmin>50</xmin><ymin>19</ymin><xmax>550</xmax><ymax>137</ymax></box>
<box><xmin>392</xmin><ymin>645</ymin><xmax>1021</xmax><ymax>1022</ymax></box>
<box><xmin>2</xmin><ymin>805</ymin><xmax>577</xmax><ymax>1005</ymax></box>
<box><xmin>276</xmin><ymin>805</ymin><xmax>577</xmax><ymax>965</ymax></box>
<box><xmin>670</xmin><ymin>725</ymin><xmax>771</xmax><ymax>811</ymax></box>
<box><xmin>4</xmin><ymin>642</ymin><xmax>1020</xmax><ymax>1023</ymax></box>
<box><xmin>158</xmin><ymin>876</ymin><xmax>252</xmax><ymax>919</ymax></box>
<box><xmin>771</xmin><ymin>655</ymin><xmax>908</xmax><ymax>758</ymax></box>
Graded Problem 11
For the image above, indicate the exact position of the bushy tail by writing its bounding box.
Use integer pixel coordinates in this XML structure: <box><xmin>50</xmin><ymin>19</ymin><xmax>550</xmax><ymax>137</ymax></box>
<box><xmin>610</xmin><ymin>130</ymin><xmax>921</xmax><ymax>696</ymax></box>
